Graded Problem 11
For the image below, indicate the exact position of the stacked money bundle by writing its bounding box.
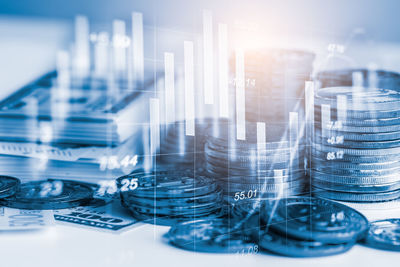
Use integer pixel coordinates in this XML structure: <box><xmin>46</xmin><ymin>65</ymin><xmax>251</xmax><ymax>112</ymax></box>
<box><xmin>205</xmin><ymin>121</ymin><xmax>306</xmax><ymax>204</ymax></box>
<box><xmin>230</xmin><ymin>49</ymin><xmax>314</xmax><ymax>123</ymax></box>
<box><xmin>316</xmin><ymin>68</ymin><xmax>400</xmax><ymax>90</ymax></box>
<box><xmin>117</xmin><ymin>167</ymin><xmax>224</xmax><ymax>226</ymax></box>
<box><xmin>312</xmin><ymin>86</ymin><xmax>400</xmax><ymax>202</ymax></box>
<box><xmin>0</xmin><ymin>15</ymin><xmax>151</xmax><ymax>182</ymax></box>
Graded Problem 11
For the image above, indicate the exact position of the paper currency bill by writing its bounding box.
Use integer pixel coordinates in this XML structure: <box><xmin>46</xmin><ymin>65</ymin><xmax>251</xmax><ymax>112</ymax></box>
<box><xmin>53</xmin><ymin>198</ymin><xmax>142</xmax><ymax>233</ymax></box>
<box><xmin>0</xmin><ymin>207</ymin><xmax>54</xmax><ymax>231</ymax></box>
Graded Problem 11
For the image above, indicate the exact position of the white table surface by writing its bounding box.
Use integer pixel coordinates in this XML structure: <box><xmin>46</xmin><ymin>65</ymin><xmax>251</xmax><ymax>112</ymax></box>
<box><xmin>1</xmin><ymin>16</ymin><xmax>400</xmax><ymax>267</ymax></box>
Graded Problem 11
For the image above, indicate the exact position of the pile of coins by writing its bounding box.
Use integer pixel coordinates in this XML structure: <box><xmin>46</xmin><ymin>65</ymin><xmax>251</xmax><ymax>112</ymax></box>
<box><xmin>312</xmin><ymin>86</ymin><xmax>400</xmax><ymax>202</ymax></box>
<box><xmin>159</xmin><ymin>119</ymin><xmax>213</xmax><ymax>166</ymax></box>
<box><xmin>231</xmin><ymin>49</ymin><xmax>314</xmax><ymax>123</ymax></box>
<box><xmin>0</xmin><ymin>176</ymin><xmax>94</xmax><ymax>209</ymax></box>
<box><xmin>316</xmin><ymin>68</ymin><xmax>400</xmax><ymax>90</ymax></box>
<box><xmin>168</xmin><ymin>197</ymin><xmax>370</xmax><ymax>257</ymax></box>
<box><xmin>116</xmin><ymin>167</ymin><xmax>224</xmax><ymax>226</ymax></box>
<box><xmin>205</xmin><ymin>122</ymin><xmax>306</xmax><ymax>204</ymax></box>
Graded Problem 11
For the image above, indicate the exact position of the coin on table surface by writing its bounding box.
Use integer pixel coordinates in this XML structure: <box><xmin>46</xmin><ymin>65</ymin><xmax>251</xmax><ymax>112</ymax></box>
<box><xmin>0</xmin><ymin>179</ymin><xmax>93</xmax><ymax>210</ymax></box>
<box><xmin>0</xmin><ymin>176</ymin><xmax>20</xmax><ymax>199</ymax></box>
<box><xmin>362</xmin><ymin>218</ymin><xmax>400</xmax><ymax>251</ymax></box>
<box><xmin>259</xmin><ymin>230</ymin><xmax>355</xmax><ymax>257</ymax></box>
<box><xmin>262</xmin><ymin>197</ymin><xmax>369</xmax><ymax>243</ymax></box>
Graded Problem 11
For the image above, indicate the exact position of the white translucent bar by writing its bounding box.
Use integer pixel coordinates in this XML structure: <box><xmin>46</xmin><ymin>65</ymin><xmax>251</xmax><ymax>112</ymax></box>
<box><xmin>218</xmin><ymin>23</ymin><xmax>229</xmax><ymax>118</ymax></box>
<box><xmin>56</xmin><ymin>50</ymin><xmax>70</xmax><ymax>89</ymax></box>
<box><xmin>150</xmin><ymin>98</ymin><xmax>160</xmax><ymax>156</ymax></box>
<box><xmin>321</xmin><ymin>104</ymin><xmax>331</xmax><ymax>137</ymax></box>
<box><xmin>368</xmin><ymin>69</ymin><xmax>378</xmax><ymax>88</ymax></box>
<box><xmin>94</xmin><ymin>32</ymin><xmax>109</xmax><ymax>77</ymax></box>
<box><xmin>305</xmin><ymin>81</ymin><xmax>314</xmax><ymax>141</ymax></box>
<box><xmin>164</xmin><ymin>52</ymin><xmax>175</xmax><ymax>124</ymax></box>
<box><xmin>203</xmin><ymin>9</ymin><xmax>214</xmax><ymax>104</ymax></box>
<box><xmin>184</xmin><ymin>41</ymin><xmax>195</xmax><ymax>136</ymax></box>
<box><xmin>235</xmin><ymin>50</ymin><xmax>246</xmax><ymax>140</ymax></box>
<box><xmin>352</xmin><ymin>71</ymin><xmax>363</xmax><ymax>87</ymax></box>
<box><xmin>257</xmin><ymin>122</ymin><xmax>266</xmax><ymax>168</ymax></box>
<box><xmin>142</xmin><ymin>124</ymin><xmax>151</xmax><ymax>172</ymax></box>
<box><xmin>26</xmin><ymin>98</ymin><xmax>39</xmax><ymax>143</ymax></box>
<box><xmin>132</xmin><ymin>12</ymin><xmax>144</xmax><ymax>85</ymax></box>
<box><xmin>337</xmin><ymin>95</ymin><xmax>347</xmax><ymax>123</ymax></box>
<box><xmin>257</xmin><ymin>122</ymin><xmax>266</xmax><ymax>151</ymax></box>
<box><xmin>113</xmin><ymin>20</ymin><xmax>127</xmax><ymax>74</ymax></box>
<box><xmin>289</xmin><ymin>112</ymin><xmax>299</xmax><ymax>171</ymax></box>
<box><xmin>74</xmin><ymin>15</ymin><xmax>90</xmax><ymax>76</ymax></box>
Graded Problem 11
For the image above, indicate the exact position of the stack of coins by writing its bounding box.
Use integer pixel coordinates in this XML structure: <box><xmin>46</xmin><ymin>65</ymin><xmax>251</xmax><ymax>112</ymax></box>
<box><xmin>159</xmin><ymin>119</ymin><xmax>213</xmax><ymax>166</ymax></box>
<box><xmin>116</xmin><ymin>167</ymin><xmax>224</xmax><ymax>226</ymax></box>
<box><xmin>0</xmin><ymin>178</ymin><xmax>94</xmax><ymax>209</ymax></box>
<box><xmin>316</xmin><ymin>69</ymin><xmax>400</xmax><ymax>90</ymax></box>
<box><xmin>167</xmin><ymin>197</ymin><xmax>369</xmax><ymax>257</ymax></box>
<box><xmin>205</xmin><ymin>121</ymin><xmax>306</xmax><ymax>204</ymax></box>
<box><xmin>312</xmin><ymin>86</ymin><xmax>400</xmax><ymax>202</ymax></box>
<box><xmin>231</xmin><ymin>49</ymin><xmax>314</xmax><ymax>123</ymax></box>
<box><xmin>257</xmin><ymin>197</ymin><xmax>368</xmax><ymax>257</ymax></box>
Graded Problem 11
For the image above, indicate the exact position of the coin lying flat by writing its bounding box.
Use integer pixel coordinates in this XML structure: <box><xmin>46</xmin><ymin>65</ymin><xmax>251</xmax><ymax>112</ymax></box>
<box><xmin>0</xmin><ymin>179</ymin><xmax>94</xmax><ymax>210</ymax></box>
<box><xmin>362</xmin><ymin>218</ymin><xmax>400</xmax><ymax>251</ymax></box>
<box><xmin>262</xmin><ymin>197</ymin><xmax>368</xmax><ymax>243</ymax></box>
<box><xmin>168</xmin><ymin>219</ymin><xmax>256</xmax><ymax>253</ymax></box>
<box><xmin>259</xmin><ymin>230</ymin><xmax>355</xmax><ymax>257</ymax></box>
<box><xmin>0</xmin><ymin>176</ymin><xmax>20</xmax><ymax>198</ymax></box>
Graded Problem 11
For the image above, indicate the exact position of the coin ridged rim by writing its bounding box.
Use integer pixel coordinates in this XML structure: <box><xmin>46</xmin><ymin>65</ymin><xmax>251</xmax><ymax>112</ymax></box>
<box><xmin>263</xmin><ymin>197</ymin><xmax>369</xmax><ymax>243</ymax></box>
<box><xmin>259</xmin><ymin>230</ymin><xmax>355</xmax><ymax>257</ymax></box>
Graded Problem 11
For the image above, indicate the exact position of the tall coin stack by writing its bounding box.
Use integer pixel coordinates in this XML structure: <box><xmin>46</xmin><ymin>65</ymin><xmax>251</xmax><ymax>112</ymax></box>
<box><xmin>312</xmin><ymin>86</ymin><xmax>400</xmax><ymax>202</ymax></box>
<box><xmin>205</xmin><ymin>121</ymin><xmax>305</xmax><ymax>204</ymax></box>
<box><xmin>159</xmin><ymin>119</ymin><xmax>213</xmax><ymax>169</ymax></box>
<box><xmin>236</xmin><ymin>49</ymin><xmax>315</xmax><ymax>123</ymax></box>
<box><xmin>117</xmin><ymin>167</ymin><xmax>224</xmax><ymax>226</ymax></box>
<box><xmin>316</xmin><ymin>68</ymin><xmax>400</xmax><ymax>91</ymax></box>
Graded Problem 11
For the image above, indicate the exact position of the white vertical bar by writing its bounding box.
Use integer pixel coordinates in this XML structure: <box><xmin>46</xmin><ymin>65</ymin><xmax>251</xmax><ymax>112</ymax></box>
<box><xmin>56</xmin><ymin>50</ymin><xmax>70</xmax><ymax>89</ymax></box>
<box><xmin>142</xmin><ymin>125</ymin><xmax>151</xmax><ymax>172</ymax></box>
<box><xmin>235</xmin><ymin>49</ymin><xmax>246</xmax><ymax>140</ymax></box>
<box><xmin>132</xmin><ymin>12</ymin><xmax>144</xmax><ymax>85</ymax></box>
<box><xmin>203</xmin><ymin>10</ymin><xmax>214</xmax><ymax>104</ymax></box>
<box><xmin>184</xmin><ymin>41</ymin><xmax>195</xmax><ymax>136</ymax></box>
<box><xmin>321</xmin><ymin>104</ymin><xmax>331</xmax><ymax>137</ymax></box>
<box><xmin>289</xmin><ymin>112</ymin><xmax>299</xmax><ymax>171</ymax></box>
<box><xmin>305</xmin><ymin>81</ymin><xmax>315</xmax><ymax>141</ymax></box>
<box><xmin>257</xmin><ymin>122</ymin><xmax>266</xmax><ymax>168</ymax></box>
<box><xmin>150</xmin><ymin>98</ymin><xmax>160</xmax><ymax>156</ymax></box>
<box><xmin>352</xmin><ymin>71</ymin><xmax>363</xmax><ymax>87</ymax></box>
<box><xmin>113</xmin><ymin>20</ymin><xmax>127</xmax><ymax>74</ymax></box>
<box><xmin>164</xmin><ymin>52</ymin><xmax>175</xmax><ymax>124</ymax></box>
<box><xmin>337</xmin><ymin>95</ymin><xmax>347</xmax><ymax>123</ymax></box>
<box><xmin>368</xmin><ymin>69</ymin><xmax>378</xmax><ymax>88</ymax></box>
<box><xmin>94</xmin><ymin>32</ymin><xmax>109</xmax><ymax>77</ymax></box>
<box><xmin>74</xmin><ymin>15</ymin><xmax>90</xmax><ymax>76</ymax></box>
<box><xmin>26</xmin><ymin>98</ymin><xmax>39</xmax><ymax>143</ymax></box>
<box><xmin>257</xmin><ymin>122</ymin><xmax>266</xmax><ymax>151</ymax></box>
<box><xmin>305</xmin><ymin>81</ymin><xmax>314</xmax><ymax>172</ymax></box>
<box><xmin>218</xmin><ymin>23</ymin><xmax>229</xmax><ymax>118</ymax></box>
